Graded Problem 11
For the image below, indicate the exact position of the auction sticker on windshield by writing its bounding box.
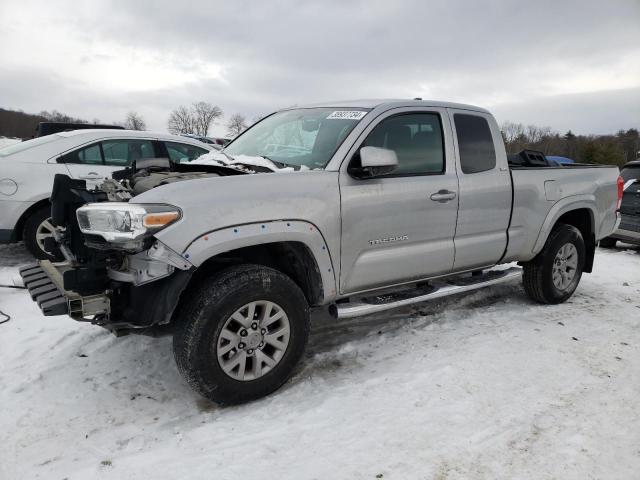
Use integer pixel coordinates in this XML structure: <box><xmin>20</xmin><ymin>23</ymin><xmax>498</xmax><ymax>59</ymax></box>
<box><xmin>326</xmin><ymin>111</ymin><xmax>368</xmax><ymax>120</ymax></box>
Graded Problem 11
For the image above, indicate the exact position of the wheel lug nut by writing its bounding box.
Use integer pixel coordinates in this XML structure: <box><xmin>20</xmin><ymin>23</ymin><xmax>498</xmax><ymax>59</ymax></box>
<box><xmin>260</xmin><ymin>328</ymin><xmax>266</xmax><ymax>334</ymax></box>
<box><xmin>247</xmin><ymin>349</ymin><xmax>254</xmax><ymax>355</ymax></box>
<box><xmin>238</xmin><ymin>342</ymin><xmax>245</xmax><ymax>349</ymax></box>
<box><xmin>240</xmin><ymin>329</ymin><xmax>247</xmax><ymax>337</ymax></box>
<box><xmin>258</xmin><ymin>341</ymin><xmax>264</xmax><ymax>348</ymax></box>
<box><xmin>251</xmin><ymin>322</ymin><xmax>258</xmax><ymax>330</ymax></box>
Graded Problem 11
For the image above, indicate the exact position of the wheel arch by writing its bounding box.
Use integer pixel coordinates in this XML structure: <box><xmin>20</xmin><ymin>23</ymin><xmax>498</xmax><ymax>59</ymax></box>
<box><xmin>180</xmin><ymin>221</ymin><xmax>338</xmax><ymax>305</ymax></box>
<box><xmin>533</xmin><ymin>202</ymin><xmax>596</xmax><ymax>273</ymax></box>
<box><xmin>14</xmin><ymin>197</ymin><xmax>51</xmax><ymax>241</ymax></box>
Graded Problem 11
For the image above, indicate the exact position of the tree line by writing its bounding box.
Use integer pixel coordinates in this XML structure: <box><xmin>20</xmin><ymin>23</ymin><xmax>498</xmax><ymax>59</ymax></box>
<box><xmin>0</xmin><ymin>108</ymin><xmax>148</xmax><ymax>138</ymax></box>
<box><xmin>2</xmin><ymin>105</ymin><xmax>637</xmax><ymax>165</ymax></box>
<box><xmin>0</xmin><ymin>102</ymin><xmax>253</xmax><ymax>140</ymax></box>
<box><xmin>501</xmin><ymin>121</ymin><xmax>639</xmax><ymax>166</ymax></box>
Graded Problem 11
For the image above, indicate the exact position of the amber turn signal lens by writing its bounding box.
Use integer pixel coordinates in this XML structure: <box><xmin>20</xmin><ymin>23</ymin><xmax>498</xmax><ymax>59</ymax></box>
<box><xmin>143</xmin><ymin>211</ymin><xmax>180</xmax><ymax>228</ymax></box>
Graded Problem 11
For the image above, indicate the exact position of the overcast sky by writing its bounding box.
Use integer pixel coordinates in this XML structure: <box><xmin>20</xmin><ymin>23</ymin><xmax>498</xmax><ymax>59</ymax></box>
<box><xmin>1</xmin><ymin>0</ymin><xmax>638</xmax><ymax>137</ymax></box>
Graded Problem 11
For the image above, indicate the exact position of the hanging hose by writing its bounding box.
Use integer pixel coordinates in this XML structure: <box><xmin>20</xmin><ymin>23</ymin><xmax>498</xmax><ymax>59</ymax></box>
<box><xmin>0</xmin><ymin>283</ymin><xmax>24</xmax><ymax>324</ymax></box>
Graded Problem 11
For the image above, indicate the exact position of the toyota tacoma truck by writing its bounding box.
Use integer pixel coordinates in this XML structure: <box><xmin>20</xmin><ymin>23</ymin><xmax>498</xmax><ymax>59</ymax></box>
<box><xmin>19</xmin><ymin>100</ymin><xmax>623</xmax><ymax>405</ymax></box>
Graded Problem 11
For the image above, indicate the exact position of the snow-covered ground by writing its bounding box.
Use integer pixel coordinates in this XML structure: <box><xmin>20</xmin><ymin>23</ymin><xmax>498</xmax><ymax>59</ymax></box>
<box><xmin>1</xmin><ymin>243</ymin><xmax>639</xmax><ymax>479</ymax></box>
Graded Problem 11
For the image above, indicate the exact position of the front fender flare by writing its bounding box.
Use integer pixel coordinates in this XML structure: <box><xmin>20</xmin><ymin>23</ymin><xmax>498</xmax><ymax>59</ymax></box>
<box><xmin>181</xmin><ymin>220</ymin><xmax>338</xmax><ymax>301</ymax></box>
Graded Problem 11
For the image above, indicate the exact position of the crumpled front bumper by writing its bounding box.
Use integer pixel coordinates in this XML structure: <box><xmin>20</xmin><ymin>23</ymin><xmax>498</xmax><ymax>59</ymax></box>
<box><xmin>19</xmin><ymin>261</ymin><xmax>109</xmax><ymax>319</ymax></box>
<box><xmin>19</xmin><ymin>263</ymin><xmax>67</xmax><ymax>316</ymax></box>
<box><xmin>20</xmin><ymin>258</ymin><xmax>194</xmax><ymax>333</ymax></box>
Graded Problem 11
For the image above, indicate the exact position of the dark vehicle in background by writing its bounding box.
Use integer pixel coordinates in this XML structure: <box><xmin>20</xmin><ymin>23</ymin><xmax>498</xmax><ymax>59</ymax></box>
<box><xmin>180</xmin><ymin>133</ymin><xmax>228</xmax><ymax>148</ymax></box>
<box><xmin>600</xmin><ymin>160</ymin><xmax>640</xmax><ymax>247</ymax></box>
<box><xmin>36</xmin><ymin>122</ymin><xmax>124</xmax><ymax>138</ymax></box>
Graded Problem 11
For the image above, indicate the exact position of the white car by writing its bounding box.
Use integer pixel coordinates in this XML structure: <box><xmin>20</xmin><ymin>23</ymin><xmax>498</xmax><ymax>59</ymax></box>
<box><xmin>0</xmin><ymin>129</ymin><xmax>213</xmax><ymax>259</ymax></box>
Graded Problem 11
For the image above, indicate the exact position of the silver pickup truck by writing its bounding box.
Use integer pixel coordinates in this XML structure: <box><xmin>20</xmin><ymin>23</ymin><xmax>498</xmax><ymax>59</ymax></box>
<box><xmin>20</xmin><ymin>99</ymin><xmax>622</xmax><ymax>404</ymax></box>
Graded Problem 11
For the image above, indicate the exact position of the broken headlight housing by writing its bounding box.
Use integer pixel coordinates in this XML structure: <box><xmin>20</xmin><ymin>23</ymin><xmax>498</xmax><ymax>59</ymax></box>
<box><xmin>76</xmin><ymin>203</ymin><xmax>181</xmax><ymax>250</ymax></box>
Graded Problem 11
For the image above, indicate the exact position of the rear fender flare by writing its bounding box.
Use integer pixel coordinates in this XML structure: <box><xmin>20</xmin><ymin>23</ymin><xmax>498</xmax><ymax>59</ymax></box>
<box><xmin>532</xmin><ymin>196</ymin><xmax>596</xmax><ymax>256</ymax></box>
<box><xmin>181</xmin><ymin>220</ymin><xmax>338</xmax><ymax>301</ymax></box>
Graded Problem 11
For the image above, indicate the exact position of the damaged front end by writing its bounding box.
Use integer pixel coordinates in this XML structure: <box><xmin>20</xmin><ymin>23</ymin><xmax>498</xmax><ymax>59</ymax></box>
<box><xmin>20</xmin><ymin>158</ymin><xmax>241</xmax><ymax>335</ymax></box>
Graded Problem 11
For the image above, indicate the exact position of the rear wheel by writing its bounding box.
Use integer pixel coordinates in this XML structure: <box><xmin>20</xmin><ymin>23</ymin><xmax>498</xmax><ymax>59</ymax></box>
<box><xmin>22</xmin><ymin>206</ymin><xmax>62</xmax><ymax>261</ymax></box>
<box><xmin>523</xmin><ymin>223</ymin><xmax>585</xmax><ymax>304</ymax></box>
<box><xmin>172</xmin><ymin>264</ymin><xmax>310</xmax><ymax>405</ymax></box>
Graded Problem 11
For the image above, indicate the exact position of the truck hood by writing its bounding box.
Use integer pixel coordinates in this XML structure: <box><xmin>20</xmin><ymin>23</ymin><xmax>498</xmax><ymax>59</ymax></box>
<box><xmin>132</xmin><ymin>170</ymin><xmax>341</xmax><ymax>255</ymax></box>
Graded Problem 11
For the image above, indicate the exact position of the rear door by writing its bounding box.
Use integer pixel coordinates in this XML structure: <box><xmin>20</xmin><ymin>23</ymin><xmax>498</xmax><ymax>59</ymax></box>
<box><xmin>448</xmin><ymin>110</ymin><xmax>512</xmax><ymax>270</ymax></box>
<box><xmin>339</xmin><ymin>107</ymin><xmax>459</xmax><ymax>293</ymax></box>
<box><xmin>59</xmin><ymin>142</ymin><xmax>113</xmax><ymax>188</ymax></box>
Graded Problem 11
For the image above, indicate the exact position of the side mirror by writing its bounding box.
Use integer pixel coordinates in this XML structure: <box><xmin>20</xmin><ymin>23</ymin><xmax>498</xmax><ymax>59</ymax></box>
<box><xmin>355</xmin><ymin>146</ymin><xmax>398</xmax><ymax>178</ymax></box>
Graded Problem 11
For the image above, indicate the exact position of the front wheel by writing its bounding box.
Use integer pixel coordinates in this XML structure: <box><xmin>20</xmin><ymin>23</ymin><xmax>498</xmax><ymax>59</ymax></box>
<box><xmin>523</xmin><ymin>223</ymin><xmax>585</xmax><ymax>304</ymax></box>
<box><xmin>172</xmin><ymin>264</ymin><xmax>310</xmax><ymax>405</ymax></box>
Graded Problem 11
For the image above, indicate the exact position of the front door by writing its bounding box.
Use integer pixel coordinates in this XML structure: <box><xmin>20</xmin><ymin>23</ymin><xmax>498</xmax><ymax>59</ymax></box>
<box><xmin>339</xmin><ymin>108</ymin><xmax>459</xmax><ymax>294</ymax></box>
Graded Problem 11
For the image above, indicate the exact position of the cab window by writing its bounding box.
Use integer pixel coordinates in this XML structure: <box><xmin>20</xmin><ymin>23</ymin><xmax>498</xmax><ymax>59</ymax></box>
<box><xmin>352</xmin><ymin>113</ymin><xmax>445</xmax><ymax>176</ymax></box>
<box><xmin>454</xmin><ymin>114</ymin><xmax>496</xmax><ymax>174</ymax></box>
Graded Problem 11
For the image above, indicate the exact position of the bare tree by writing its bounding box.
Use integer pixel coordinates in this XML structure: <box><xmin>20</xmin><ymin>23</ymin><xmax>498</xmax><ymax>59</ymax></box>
<box><xmin>501</xmin><ymin>121</ymin><xmax>525</xmax><ymax>144</ymax></box>
<box><xmin>227</xmin><ymin>114</ymin><xmax>248</xmax><ymax>137</ymax></box>
<box><xmin>167</xmin><ymin>105</ymin><xmax>195</xmax><ymax>135</ymax></box>
<box><xmin>192</xmin><ymin>102</ymin><xmax>223</xmax><ymax>136</ymax></box>
<box><xmin>124</xmin><ymin>111</ymin><xmax>146</xmax><ymax>130</ymax></box>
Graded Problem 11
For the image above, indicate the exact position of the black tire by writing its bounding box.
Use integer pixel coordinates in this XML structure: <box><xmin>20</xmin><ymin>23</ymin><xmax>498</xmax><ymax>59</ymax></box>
<box><xmin>599</xmin><ymin>237</ymin><xmax>617</xmax><ymax>249</ymax></box>
<box><xmin>22</xmin><ymin>206</ymin><xmax>63</xmax><ymax>261</ymax></box>
<box><xmin>172</xmin><ymin>264</ymin><xmax>310</xmax><ymax>405</ymax></box>
<box><xmin>523</xmin><ymin>223</ymin><xmax>585</xmax><ymax>304</ymax></box>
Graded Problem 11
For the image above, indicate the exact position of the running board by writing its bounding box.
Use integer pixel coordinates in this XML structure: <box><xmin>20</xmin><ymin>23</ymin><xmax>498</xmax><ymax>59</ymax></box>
<box><xmin>332</xmin><ymin>267</ymin><xmax>522</xmax><ymax>319</ymax></box>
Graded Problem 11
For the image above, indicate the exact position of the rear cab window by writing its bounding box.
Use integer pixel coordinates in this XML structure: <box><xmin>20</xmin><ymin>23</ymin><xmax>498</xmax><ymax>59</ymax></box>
<box><xmin>454</xmin><ymin>114</ymin><xmax>496</xmax><ymax>174</ymax></box>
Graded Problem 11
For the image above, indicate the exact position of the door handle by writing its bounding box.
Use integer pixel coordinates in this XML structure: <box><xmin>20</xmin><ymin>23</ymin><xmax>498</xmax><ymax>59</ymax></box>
<box><xmin>80</xmin><ymin>172</ymin><xmax>100</xmax><ymax>179</ymax></box>
<box><xmin>430</xmin><ymin>190</ymin><xmax>457</xmax><ymax>202</ymax></box>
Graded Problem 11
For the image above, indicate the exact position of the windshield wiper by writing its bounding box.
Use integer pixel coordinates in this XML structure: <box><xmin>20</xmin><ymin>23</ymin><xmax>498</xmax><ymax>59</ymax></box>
<box><xmin>218</xmin><ymin>150</ymin><xmax>235</xmax><ymax>163</ymax></box>
<box><xmin>218</xmin><ymin>151</ymin><xmax>296</xmax><ymax>170</ymax></box>
<box><xmin>259</xmin><ymin>156</ymin><xmax>294</xmax><ymax>169</ymax></box>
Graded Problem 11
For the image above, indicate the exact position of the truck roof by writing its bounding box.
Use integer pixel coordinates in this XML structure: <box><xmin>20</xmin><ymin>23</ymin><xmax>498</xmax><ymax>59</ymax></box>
<box><xmin>294</xmin><ymin>98</ymin><xmax>490</xmax><ymax>114</ymax></box>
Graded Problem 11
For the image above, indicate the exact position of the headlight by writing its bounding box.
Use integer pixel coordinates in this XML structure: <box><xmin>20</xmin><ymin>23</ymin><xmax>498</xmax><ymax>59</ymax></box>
<box><xmin>76</xmin><ymin>203</ymin><xmax>181</xmax><ymax>246</ymax></box>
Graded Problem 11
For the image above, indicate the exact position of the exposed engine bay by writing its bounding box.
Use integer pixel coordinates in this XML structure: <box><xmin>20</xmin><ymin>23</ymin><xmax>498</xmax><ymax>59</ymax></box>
<box><xmin>42</xmin><ymin>157</ymin><xmax>258</xmax><ymax>334</ymax></box>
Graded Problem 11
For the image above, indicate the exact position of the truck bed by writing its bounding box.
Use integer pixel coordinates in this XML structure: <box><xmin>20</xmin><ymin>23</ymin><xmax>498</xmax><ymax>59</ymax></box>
<box><xmin>503</xmin><ymin>164</ymin><xmax>620</xmax><ymax>262</ymax></box>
